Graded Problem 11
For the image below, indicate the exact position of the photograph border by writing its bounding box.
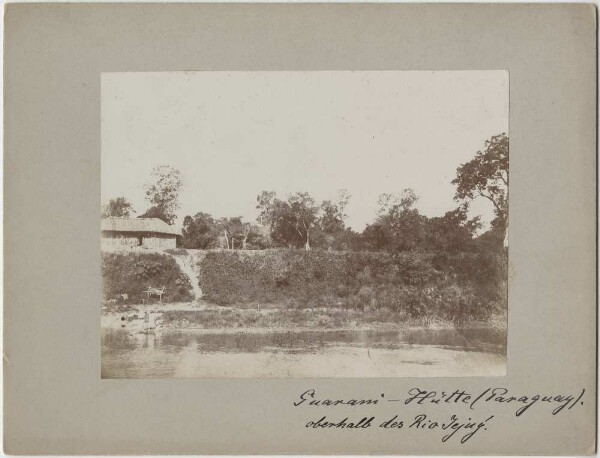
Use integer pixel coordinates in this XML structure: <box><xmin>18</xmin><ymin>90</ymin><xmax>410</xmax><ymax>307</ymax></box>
<box><xmin>4</xmin><ymin>4</ymin><xmax>596</xmax><ymax>454</ymax></box>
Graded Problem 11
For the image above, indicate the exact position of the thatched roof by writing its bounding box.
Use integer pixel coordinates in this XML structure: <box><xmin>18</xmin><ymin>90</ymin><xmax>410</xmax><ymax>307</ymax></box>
<box><xmin>101</xmin><ymin>217</ymin><xmax>181</xmax><ymax>236</ymax></box>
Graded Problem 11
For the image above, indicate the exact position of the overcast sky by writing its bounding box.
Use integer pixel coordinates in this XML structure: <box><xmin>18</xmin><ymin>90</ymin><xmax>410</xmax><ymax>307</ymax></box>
<box><xmin>102</xmin><ymin>71</ymin><xmax>508</xmax><ymax>230</ymax></box>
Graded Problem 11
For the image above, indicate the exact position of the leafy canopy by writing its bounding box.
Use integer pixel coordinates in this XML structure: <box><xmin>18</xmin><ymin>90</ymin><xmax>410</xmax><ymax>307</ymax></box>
<box><xmin>102</xmin><ymin>197</ymin><xmax>134</xmax><ymax>218</ymax></box>
<box><xmin>143</xmin><ymin>165</ymin><xmax>183</xmax><ymax>225</ymax></box>
<box><xmin>452</xmin><ymin>133</ymin><xmax>508</xmax><ymax>226</ymax></box>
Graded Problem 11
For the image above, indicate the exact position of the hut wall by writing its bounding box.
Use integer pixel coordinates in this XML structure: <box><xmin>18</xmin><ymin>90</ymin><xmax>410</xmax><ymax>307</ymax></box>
<box><xmin>101</xmin><ymin>232</ymin><xmax>139</xmax><ymax>250</ymax></box>
<box><xmin>141</xmin><ymin>234</ymin><xmax>176</xmax><ymax>249</ymax></box>
<box><xmin>101</xmin><ymin>231</ymin><xmax>176</xmax><ymax>250</ymax></box>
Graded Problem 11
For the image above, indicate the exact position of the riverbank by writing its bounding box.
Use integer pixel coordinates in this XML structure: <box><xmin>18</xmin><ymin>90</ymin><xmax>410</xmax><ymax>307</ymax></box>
<box><xmin>101</xmin><ymin>301</ymin><xmax>506</xmax><ymax>335</ymax></box>
<box><xmin>101</xmin><ymin>301</ymin><xmax>506</xmax><ymax>378</ymax></box>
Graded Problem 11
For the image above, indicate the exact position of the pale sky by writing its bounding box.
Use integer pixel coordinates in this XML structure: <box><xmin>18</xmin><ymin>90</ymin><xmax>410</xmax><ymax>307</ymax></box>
<box><xmin>102</xmin><ymin>71</ymin><xmax>508</xmax><ymax>231</ymax></box>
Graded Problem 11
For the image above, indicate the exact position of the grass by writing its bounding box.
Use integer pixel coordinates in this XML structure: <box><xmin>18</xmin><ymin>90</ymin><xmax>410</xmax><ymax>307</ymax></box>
<box><xmin>101</xmin><ymin>247</ymin><xmax>507</xmax><ymax>330</ymax></box>
<box><xmin>102</xmin><ymin>252</ymin><xmax>193</xmax><ymax>303</ymax></box>
<box><xmin>196</xmin><ymin>248</ymin><xmax>507</xmax><ymax>323</ymax></box>
<box><xmin>156</xmin><ymin>306</ymin><xmax>505</xmax><ymax>331</ymax></box>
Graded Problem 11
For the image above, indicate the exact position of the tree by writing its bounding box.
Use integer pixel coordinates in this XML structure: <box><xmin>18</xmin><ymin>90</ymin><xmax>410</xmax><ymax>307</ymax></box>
<box><xmin>143</xmin><ymin>165</ymin><xmax>183</xmax><ymax>225</ymax></box>
<box><xmin>256</xmin><ymin>191</ymin><xmax>319</xmax><ymax>250</ymax></box>
<box><xmin>369</xmin><ymin>189</ymin><xmax>427</xmax><ymax>252</ymax></box>
<box><xmin>288</xmin><ymin>193</ymin><xmax>320</xmax><ymax>250</ymax></box>
<box><xmin>362</xmin><ymin>223</ymin><xmax>389</xmax><ymax>251</ymax></box>
<box><xmin>217</xmin><ymin>217</ymin><xmax>247</xmax><ymax>250</ymax></box>
<box><xmin>425</xmin><ymin>205</ymin><xmax>481</xmax><ymax>253</ymax></box>
<box><xmin>182</xmin><ymin>213</ymin><xmax>220</xmax><ymax>249</ymax></box>
<box><xmin>245</xmin><ymin>225</ymin><xmax>273</xmax><ymax>249</ymax></box>
<box><xmin>334</xmin><ymin>228</ymin><xmax>365</xmax><ymax>252</ymax></box>
<box><xmin>318</xmin><ymin>190</ymin><xmax>359</xmax><ymax>250</ymax></box>
<box><xmin>102</xmin><ymin>197</ymin><xmax>134</xmax><ymax>218</ymax></box>
<box><xmin>257</xmin><ymin>191</ymin><xmax>300</xmax><ymax>248</ymax></box>
<box><xmin>256</xmin><ymin>191</ymin><xmax>277</xmax><ymax>223</ymax></box>
<box><xmin>320</xmin><ymin>200</ymin><xmax>344</xmax><ymax>234</ymax></box>
<box><xmin>320</xmin><ymin>189</ymin><xmax>351</xmax><ymax>235</ymax></box>
<box><xmin>239</xmin><ymin>222</ymin><xmax>253</xmax><ymax>250</ymax></box>
<box><xmin>452</xmin><ymin>133</ymin><xmax>508</xmax><ymax>243</ymax></box>
<box><xmin>376</xmin><ymin>189</ymin><xmax>418</xmax><ymax>217</ymax></box>
<box><xmin>181</xmin><ymin>213</ymin><xmax>263</xmax><ymax>250</ymax></box>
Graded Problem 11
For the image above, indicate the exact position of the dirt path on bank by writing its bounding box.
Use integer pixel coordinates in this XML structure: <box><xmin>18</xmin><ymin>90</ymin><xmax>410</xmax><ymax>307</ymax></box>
<box><xmin>170</xmin><ymin>251</ymin><xmax>205</xmax><ymax>300</ymax></box>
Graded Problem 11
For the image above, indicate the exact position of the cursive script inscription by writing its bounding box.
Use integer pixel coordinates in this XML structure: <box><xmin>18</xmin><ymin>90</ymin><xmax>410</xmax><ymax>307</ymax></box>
<box><xmin>403</xmin><ymin>387</ymin><xmax>585</xmax><ymax>416</ymax></box>
<box><xmin>409</xmin><ymin>413</ymin><xmax>494</xmax><ymax>444</ymax></box>
<box><xmin>294</xmin><ymin>389</ymin><xmax>381</xmax><ymax>407</ymax></box>
<box><xmin>306</xmin><ymin>416</ymin><xmax>375</xmax><ymax>429</ymax></box>
<box><xmin>294</xmin><ymin>387</ymin><xmax>586</xmax><ymax>445</ymax></box>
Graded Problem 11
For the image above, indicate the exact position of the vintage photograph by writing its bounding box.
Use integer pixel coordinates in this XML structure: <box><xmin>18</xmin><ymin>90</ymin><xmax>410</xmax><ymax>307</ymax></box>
<box><xmin>101</xmin><ymin>71</ymin><xmax>508</xmax><ymax>378</ymax></box>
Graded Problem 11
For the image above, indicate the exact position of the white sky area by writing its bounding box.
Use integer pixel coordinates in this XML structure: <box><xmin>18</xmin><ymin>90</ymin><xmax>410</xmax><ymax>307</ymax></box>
<box><xmin>102</xmin><ymin>71</ymin><xmax>508</xmax><ymax>231</ymax></box>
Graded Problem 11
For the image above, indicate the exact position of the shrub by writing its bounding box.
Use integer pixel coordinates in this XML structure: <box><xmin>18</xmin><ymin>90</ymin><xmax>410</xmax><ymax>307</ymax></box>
<box><xmin>101</xmin><ymin>252</ymin><xmax>193</xmax><ymax>303</ymax></box>
<box><xmin>195</xmin><ymin>249</ymin><xmax>502</xmax><ymax>321</ymax></box>
<box><xmin>165</xmin><ymin>248</ymin><xmax>190</xmax><ymax>256</ymax></box>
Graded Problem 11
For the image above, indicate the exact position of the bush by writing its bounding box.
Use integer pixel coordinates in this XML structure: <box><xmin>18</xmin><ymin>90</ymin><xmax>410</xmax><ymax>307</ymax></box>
<box><xmin>165</xmin><ymin>248</ymin><xmax>190</xmax><ymax>256</ymax></box>
<box><xmin>196</xmin><ymin>249</ymin><xmax>502</xmax><ymax>321</ymax></box>
<box><xmin>102</xmin><ymin>252</ymin><xmax>193</xmax><ymax>303</ymax></box>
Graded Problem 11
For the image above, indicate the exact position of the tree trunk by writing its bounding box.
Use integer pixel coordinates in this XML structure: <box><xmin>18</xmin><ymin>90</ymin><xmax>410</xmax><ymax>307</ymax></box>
<box><xmin>305</xmin><ymin>231</ymin><xmax>311</xmax><ymax>251</ymax></box>
<box><xmin>223</xmin><ymin>231</ymin><xmax>229</xmax><ymax>249</ymax></box>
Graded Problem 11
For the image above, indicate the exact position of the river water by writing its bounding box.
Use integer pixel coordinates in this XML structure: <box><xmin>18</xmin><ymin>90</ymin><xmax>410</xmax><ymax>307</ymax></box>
<box><xmin>101</xmin><ymin>327</ymin><xmax>506</xmax><ymax>378</ymax></box>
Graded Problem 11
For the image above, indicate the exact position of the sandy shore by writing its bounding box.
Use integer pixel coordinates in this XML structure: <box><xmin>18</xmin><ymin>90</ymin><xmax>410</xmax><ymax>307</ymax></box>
<box><xmin>101</xmin><ymin>301</ymin><xmax>506</xmax><ymax>334</ymax></box>
<box><xmin>101</xmin><ymin>301</ymin><xmax>506</xmax><ymax>378</ymax></box>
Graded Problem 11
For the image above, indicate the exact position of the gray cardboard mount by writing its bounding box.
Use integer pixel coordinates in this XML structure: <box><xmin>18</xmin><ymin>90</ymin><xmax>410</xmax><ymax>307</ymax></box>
<box><xmin>3</xmin><ymin>3</ymin><xmax>597</xmax><ymax>455</ymax></box>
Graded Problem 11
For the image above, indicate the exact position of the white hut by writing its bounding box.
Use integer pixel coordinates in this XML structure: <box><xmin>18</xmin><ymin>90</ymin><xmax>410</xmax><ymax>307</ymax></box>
<box><xmin>101</xmin><ymin>217</ymin><xmax>181</xmax><ymax>250</ymax></box>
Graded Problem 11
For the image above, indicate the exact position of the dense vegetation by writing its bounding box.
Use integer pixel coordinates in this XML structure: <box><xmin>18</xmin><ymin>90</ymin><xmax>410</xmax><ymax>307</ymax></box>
<box><xmin>102</xmin><ymin>134</ymin><xmax>509</xmax><ymax>325</ymax></box>
<box><xmin>178</xmin><ymin>134</ymin><xmax>508</xmax><ymax>252</ymax></box>
<box><xmin>197</xmin><ymin>246</ymin><xmax>507</xmax><ymax>323</ymax></box>
<box><xmin>103</xmin><ymin>134</ymin><xmax>508</xmax><ymax>257</ymax></box>
<box><xmin>102</xmin><ymin>252</ymin><xmax>193</xmax><ymax>303</ymax></box>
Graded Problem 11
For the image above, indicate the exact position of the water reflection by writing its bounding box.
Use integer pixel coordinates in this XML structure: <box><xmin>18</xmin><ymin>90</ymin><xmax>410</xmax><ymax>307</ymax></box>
<box><xmin>101</xmin><ymin>327</ymin><xmax>506</xmax><ymax>378</ymax></box>
<box><xmin>102</xmin><ymin>327</ymin><xmax>506</xmax><ymax>356</ymax></box>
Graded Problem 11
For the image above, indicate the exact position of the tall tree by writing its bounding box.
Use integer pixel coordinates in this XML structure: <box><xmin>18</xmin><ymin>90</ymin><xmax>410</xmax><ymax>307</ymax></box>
<box><xmin>367</xmin><ymin>189</ymin><xmax>427</xmax><ymax>252</ymax></box>
<box><xmin>239</xmin><ymin>222</ymin><xmax>253</xmax><ymax>250</ymax></box>
<box><xmin>288</xmin><ymin>192</ymin><xmax>320</xmax><ymax>250</ymax></box>
<box><xmin>320</xmin><ymin>189</ymin><xmax>351</xmax><ymax>235</ymax></box>
<box><xmin>257</xmin><ymin>191</ymin><xmax>300</xmax><ymax>248</ymax></box>
<box><xmin>256</xmin><ymin>191</ymin><xmax>319</xmax><ymax>250</ymax></box>
<box><xmin>102</xmin><ymin>197</ymin><xmax>134</xmax><ymax>218</ymax></box>
<box><xmin>217</xmin><ymin>217</ymin><xmax>248</xmax><ymax>250</ymax></box>
<box><xmin>452</xmin><ymin>133</ymin><xmax>508</xmax><ymax>243</ymax></box>
<box><xmin>362</xmin><ymin>223</ymin><xmax>389</xmax><ymax>251</ymax></box>
<box><xmin>143</xmin><ymin>165</ymin><xmax>183</xmax><ymax>224</ymax></box>
<box><xmin>426</xmin><ymin>205</ymin><xmax>481</xmax><ymax>253</ymax></box>
<box><xmin>376</xmin><ymin>189</ymin><xmax>418</xmax><ymax>218</ymax></box>
<box><xmin>182</xmin><ymin>212</ymin><xmax>219</xmax><ymax>249</ymax></box>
